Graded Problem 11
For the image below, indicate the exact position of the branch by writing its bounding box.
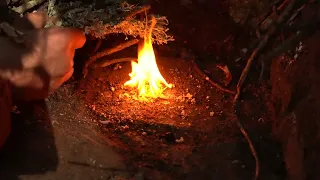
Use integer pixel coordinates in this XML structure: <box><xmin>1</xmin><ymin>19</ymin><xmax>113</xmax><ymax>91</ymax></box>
<box><xmin>92</xmin><ymin>57</ymin><xmax>137</xmax><ymax>69</ymax></box>
<box><xmin>83</xmin><ymin>39</ymin><xmax>139</xmax><ymax>77</ymax></box>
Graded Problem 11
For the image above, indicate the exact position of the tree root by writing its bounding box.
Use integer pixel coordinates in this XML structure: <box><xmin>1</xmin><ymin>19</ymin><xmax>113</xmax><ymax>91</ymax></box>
<box><xmin>232</xmin><ymin>2</ymin><xmax>309</xmax><ymax>179</ymax></box>
<box><xmin>91</xmin><ymin>57</ymin><xmax>137</xmax><ymax>69</ymax></box>
<box><xmin>234</xmin><ymin>0</ymin><xmax>299</xmax><ymax>102</ymax></box>
<box><xmin>191</xmin><ymin>59</ymin><xmax>235</xmax><ymax>95</ymax></box>
<box><xmin>83</xmin><ymin>39</ymin><xmax>139</xmax><ymax>77</ymax></box>
<box><xmin>256</xmin><ymin>0</ymin><xmax>290</xmax><ymax>38</ymax></box>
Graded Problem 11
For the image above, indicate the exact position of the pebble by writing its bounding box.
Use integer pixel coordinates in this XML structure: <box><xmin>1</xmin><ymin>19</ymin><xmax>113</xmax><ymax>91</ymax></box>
<box><xmin>176</xmin><ymin>137</ymin><xmax>184</xmax><ymax>143</ymax></box>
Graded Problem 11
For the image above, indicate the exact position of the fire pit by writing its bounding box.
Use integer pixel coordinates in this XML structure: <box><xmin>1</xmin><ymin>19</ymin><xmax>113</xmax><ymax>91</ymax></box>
<box><xmin>78</xmin><ymin>52</ymin><xmax>243</xmax><ymax>179</ymax></box>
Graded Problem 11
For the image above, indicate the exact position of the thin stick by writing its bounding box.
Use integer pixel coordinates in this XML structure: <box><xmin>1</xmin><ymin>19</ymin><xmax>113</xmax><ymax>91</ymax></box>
<box><xmin>110</xmin><ymin>5</ymin><xmax>150</xmax><ymax>23</ymax></box>
<box><xmin>92</xmin><ymin>38</ymin><xmax>102</xmax><ymax>54</ymax></box>
<box><xmin>191</xmin><ymin>59</ymin><xmax>235</xmax><ymax>95</ymax></box>
<box><xmin>83</xmin><ymin>39</ymin><xmax>139</xmax><ymax>77</ymax></box>
<box><xmin>125</xmin><ymin>5</ymin><xmax>151</xmax><ymax>21</ymax></box>
<box><xmin>92</xmin><ymin>57</ymin><xmax>137</xmax><ymax>69</ymax></box>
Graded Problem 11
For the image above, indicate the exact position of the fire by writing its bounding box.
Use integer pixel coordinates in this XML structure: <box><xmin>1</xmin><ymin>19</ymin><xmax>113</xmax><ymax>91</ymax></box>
<box><xmin>124</xmin><ymin>16</ymin><xmax>172</xmax><ymax>98</ymax></box>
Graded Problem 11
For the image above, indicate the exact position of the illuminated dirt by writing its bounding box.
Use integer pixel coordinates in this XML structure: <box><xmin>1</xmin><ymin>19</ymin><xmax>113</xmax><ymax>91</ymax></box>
<box><xmin>77</xmin><ymin>57</ymin><xmax>255</xmax><ymax>179</ymax></box>
<box><xmin>80</xmin><ymin>57</ymin><xmax>235</xmax><ymax>133</ymax></box>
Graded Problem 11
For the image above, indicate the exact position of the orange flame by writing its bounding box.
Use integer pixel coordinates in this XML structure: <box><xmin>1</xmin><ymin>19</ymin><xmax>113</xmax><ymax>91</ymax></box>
<box><xmin>124</xmin><ymin>16</ymin><xmax>172</xmax><ymax>98</ymax></box>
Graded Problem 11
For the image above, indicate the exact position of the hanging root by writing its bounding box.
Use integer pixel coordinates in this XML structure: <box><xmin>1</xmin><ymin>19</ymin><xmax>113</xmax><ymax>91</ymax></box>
<box><xmin>92</xmin><ymin>57</ymin><xmax>137</xmax><ymax>69</ymax></box>
<box><xmin>234</xmin><ymin>0</ymin><xmax>299</xmax><ymax>102</ymax></box>
<box><xmin>234</xmin><ymin>102</ymin><xmax>260</xmax><ymax>180</ymax></box>
<box><xmin>191</xmin><ymin>59</ymin><xmax>235</xmax><ymax>95</ymax></box>
<box><xmin>257</xmin><ymin>0</ymin><xmax>290</xmax><ymax>37</ymax></box>
<box><xmin>83</xmin><ymin>39</ymin><xmax>139</xmax><ymax>77</ymax></box>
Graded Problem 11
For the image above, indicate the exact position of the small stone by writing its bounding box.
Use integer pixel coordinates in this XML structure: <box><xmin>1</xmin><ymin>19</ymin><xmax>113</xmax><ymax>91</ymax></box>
<box><xmin>122</xmin><ymin>125</ymin><xmax>129</xmax><ymax>129</ymax></box>
<box><xmin>235</xmin><ymin>57</ymin><xmax>242</xmax><ymax>62</ymax></box>
<box><xmin>191</xmin><ymin>98</ymin><xmax>196</xmax><ymax>103</ymax></box>
<box><xmin>181</xmin><ymin>110</ymin><xmax>186</xmax><ymax>116</ymax></box>
<box><xmin>176</xmin><ymin>137</ymin><xmax>184</xmax><ymax>143</ymax></box>
<box><xmin>241</xmin><ymin>48</ymin><xmax>248</xmax><ymax>54</ymax></box>
<box><xmin>99</xmin><ymin>120</ymin><xmax>111</xmax><ymax>125</ymax></box>
<box><xmin>205</xmin><ymin>77</ymin><xmax>209</xmax><ymax>81</ymax></box>
<box><xmin>110</xmin><ymin>87</ymin><xmax>115</xmax><ymax>91</ymax></box>
<box><xmin>210</xmin><ymin>112</ymin><xmax>214</xmax><ymax>116</ymax></box>
<box><xmin>142</xmin><ymin>132</ymin><xmax>147</xmax><ymax>136</ymax></box>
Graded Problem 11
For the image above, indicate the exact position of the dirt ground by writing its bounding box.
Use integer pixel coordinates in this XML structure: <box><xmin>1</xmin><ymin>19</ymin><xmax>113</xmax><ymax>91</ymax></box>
<box><xmin>0</xmin><ymin>56</ymin><xmax>282</xmax><ymax>180</ymax></box>
<box><xmin>2</xmin><ymin>0</ymin><xmax>320</xmax><ymax>180</ymax></box>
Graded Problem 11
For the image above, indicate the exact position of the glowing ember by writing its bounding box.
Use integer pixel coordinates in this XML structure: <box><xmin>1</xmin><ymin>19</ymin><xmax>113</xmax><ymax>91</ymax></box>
<box><xmin>124</xmin><ymin>16</ymin><xmax>172</xmax><ymax>98</ymax></box>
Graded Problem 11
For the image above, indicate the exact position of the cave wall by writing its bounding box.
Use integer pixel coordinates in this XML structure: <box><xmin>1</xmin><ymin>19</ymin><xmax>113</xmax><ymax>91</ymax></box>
<box><xmin>269</xmin><ymin>5</ymin><xmax>320</xmax><ymax>179</ymax></box>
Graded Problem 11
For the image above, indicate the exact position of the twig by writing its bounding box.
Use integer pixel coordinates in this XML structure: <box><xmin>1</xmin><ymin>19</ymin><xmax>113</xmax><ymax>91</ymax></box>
<box><xmin>234</xmin><ymin>0</ymin><xmax>299</xmax><ymax>102</ymax></box>
<box><xmin>11</xmin><ymin>0</ymin><xmax>46</xmax><ymax>14</ymax></box>
<box><xmin>287</xmin><ymin>4</ymin><xmax>306</xmax><ymax>24</ymax></box>
<box><xmin>258</xmin><ymin>0</ymin><xmax>290</xmax><ymax>34</ymax></box>
<box><xmin>191</xmin><ymin>59</ymin><xmax>235</xmax><ymax>95</ymax></box>
<box><xmin>83</xmin><ymin>39</ymin><xmax>139</xmax><ymax>77</ymax></box>
<box><xmin>110</xmin><ymin>5</ymin><xmax>151</xmax><ymax>23</ymax></box>
<box><xmin>125</xmin><ymin>5</ymin><xmax>150</xmax><ymax>21</ymax></box>
<box><xmin>92</xmin><ymin>57</ymin><xmax>137</xmax><ymax>69</ymax></box>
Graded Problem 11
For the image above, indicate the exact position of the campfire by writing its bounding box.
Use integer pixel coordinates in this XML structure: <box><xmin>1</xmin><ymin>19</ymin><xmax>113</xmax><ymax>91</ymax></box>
<box><xmin>124</xmin><ymin>16</ymin><xmax>172</xmax><ymax>99</ymax></box>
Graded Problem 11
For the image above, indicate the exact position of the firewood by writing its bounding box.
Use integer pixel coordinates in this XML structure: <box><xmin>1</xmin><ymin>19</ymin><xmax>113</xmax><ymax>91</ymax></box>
<box><xmin>83</xmin><ymin>39</ymin><xmax>139</xmax><ymax>77</ymax></box>
<box><xmin>91</xmin><ymin>57</ymin><xmax>137</xmax><ymax>69</ymax></box>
